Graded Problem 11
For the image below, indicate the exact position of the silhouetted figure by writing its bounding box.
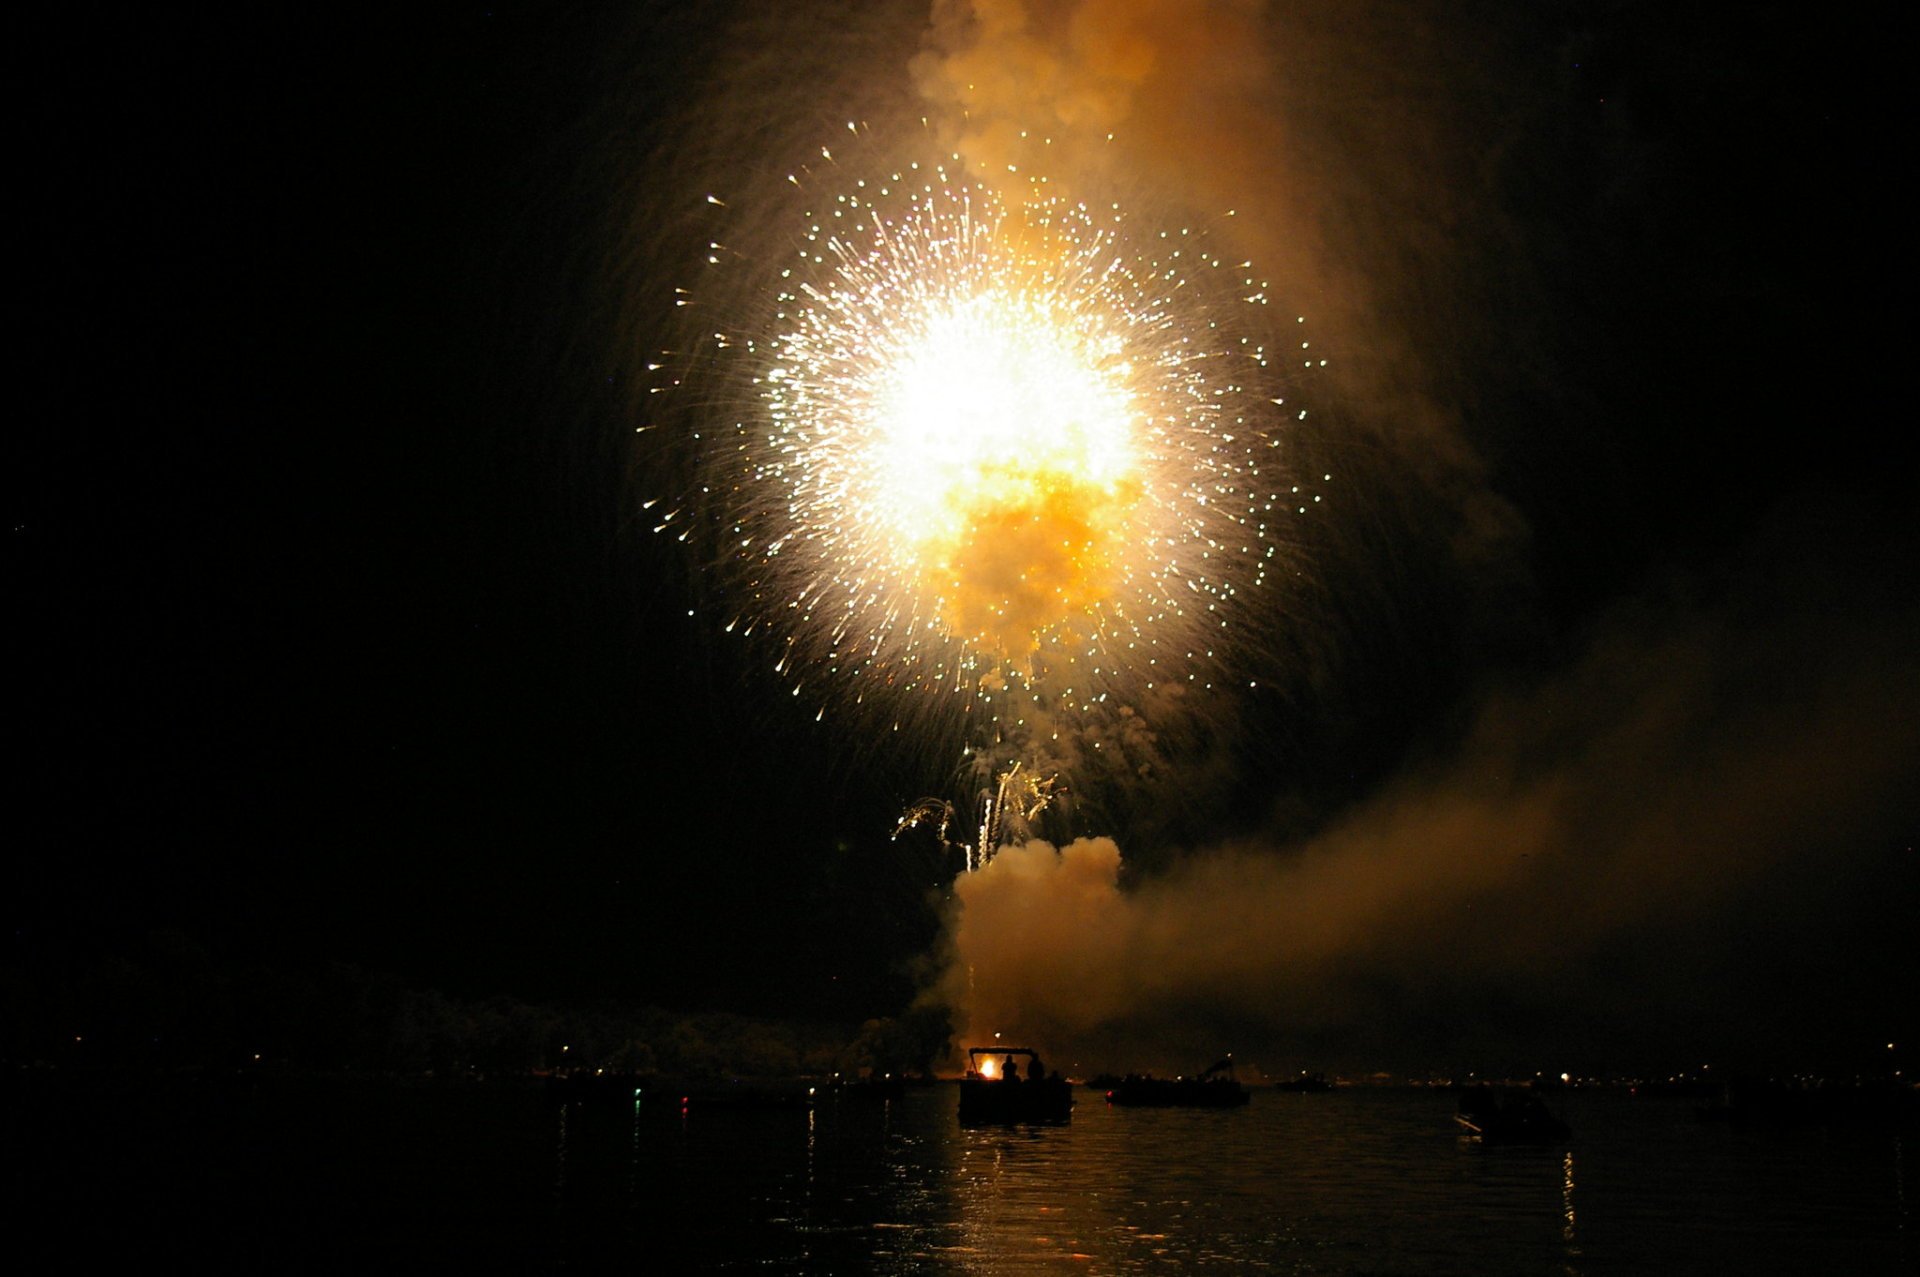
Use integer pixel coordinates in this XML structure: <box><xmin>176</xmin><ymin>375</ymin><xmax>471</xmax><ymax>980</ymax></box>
<box><xmin>1027</xmin><ymin>1054</ymin><xmax>1045</xmax><ymax>1082</ymax></box>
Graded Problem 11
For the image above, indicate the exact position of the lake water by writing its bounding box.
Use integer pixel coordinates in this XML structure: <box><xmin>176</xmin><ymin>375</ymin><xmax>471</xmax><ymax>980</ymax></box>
<box><xmin>11</xmin><ymin>1075</ymin><xmax>1914</xmax><ymax>1272</ymax></box>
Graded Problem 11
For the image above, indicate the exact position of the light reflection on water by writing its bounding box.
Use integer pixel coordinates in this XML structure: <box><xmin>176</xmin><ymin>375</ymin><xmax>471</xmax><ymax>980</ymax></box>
<box><xmin>568</xmin><ymin>1086</ymin><xmax>1913</xmax><ymax>1274</ymax></box>
<box><xmin>1563</xmin><ymin>1149</ymin><xmax>1579</xmax><ymax>1256</ymax></box>
<box><xmin>12</xmin><ymin>1076</ymin><xmax>1915</xmax><ymax>1273</ymax></box>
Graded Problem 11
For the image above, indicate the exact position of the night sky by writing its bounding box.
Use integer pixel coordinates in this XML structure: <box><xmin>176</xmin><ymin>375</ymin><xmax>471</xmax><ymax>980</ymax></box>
<box><xmin>15</xmin><ymin>2</ymin><xmax>1915</xmax><ymax>1073</ymax></box>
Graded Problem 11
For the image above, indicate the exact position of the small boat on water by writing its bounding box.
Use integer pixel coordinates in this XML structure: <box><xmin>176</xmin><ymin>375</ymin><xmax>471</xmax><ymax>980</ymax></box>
<box><xmin>1454</xmin><ymin>1086</ymin><xmax>1570</xmax><ymax>1142</ymax></box>
<box><xmin>836</xmin><ymin>1073</ymin><xmax>907</xmax><ymax>1101</ymax></box>
<box><xmin>958</xmin><ymin>1047</ymin><xmax>1073</xmax><ymax>1125</ymax></box>
<box><xmin>1272</xmin><ymin>1071</ymin><xmax>1332</xmax><ymax>1093</ymax></box>
<box><xmin>1105</xmin><ymin>1056</ymin><xmax>1250</xmax><ymax>1108</ymax></box>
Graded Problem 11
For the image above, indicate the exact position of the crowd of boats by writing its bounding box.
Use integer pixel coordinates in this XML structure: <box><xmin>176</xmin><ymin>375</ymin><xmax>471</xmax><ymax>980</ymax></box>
<box><xmin>955</xmin><ymin>1050</ymin><xmax>1577</xmax><ymax>1138</ymax></box>
<box><xmin>546</xmin><ymin>1049</ymin><xmax>1911</xmax><ymax>1140</ymax></box>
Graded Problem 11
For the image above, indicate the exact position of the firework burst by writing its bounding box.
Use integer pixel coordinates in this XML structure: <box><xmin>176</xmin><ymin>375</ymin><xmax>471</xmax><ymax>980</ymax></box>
<box><xmin>672</xmin><ymin>146</ymin><xmax>1323</xmax><ymax>757</ymax></box>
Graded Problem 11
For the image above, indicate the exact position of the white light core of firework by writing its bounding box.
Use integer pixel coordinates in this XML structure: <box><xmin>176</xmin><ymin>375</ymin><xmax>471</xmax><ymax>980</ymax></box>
<box><xmin>872</xmin><ymin>289</ymin><xmax>1137</xmax><ymax>558</ymax></box>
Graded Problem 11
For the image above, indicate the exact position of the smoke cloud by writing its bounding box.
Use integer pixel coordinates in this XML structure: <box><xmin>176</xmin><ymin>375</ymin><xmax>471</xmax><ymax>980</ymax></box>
<box><xmin>937</xmin><ymin>542</ymin><xmax>1920</xmax><ymax>1073</ymax></box>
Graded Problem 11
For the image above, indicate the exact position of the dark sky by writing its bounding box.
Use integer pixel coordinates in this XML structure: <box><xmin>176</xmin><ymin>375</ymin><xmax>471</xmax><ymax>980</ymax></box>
<box><xmin>17</xmin><ymin>4</ymin><xmax>943</xmax><ymax>1021</ymax></box>
<box><xmin>15</xmin><ymin>3</ymin><xmax>1915</xmax><ymax>1067</ymax></box>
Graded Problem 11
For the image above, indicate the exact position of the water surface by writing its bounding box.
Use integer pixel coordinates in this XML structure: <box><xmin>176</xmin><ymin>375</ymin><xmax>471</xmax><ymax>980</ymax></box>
<box><xmin>12</xmin><ymin>1076</ymin><xmax>1913</xmax><ymax>1272</ymax></box>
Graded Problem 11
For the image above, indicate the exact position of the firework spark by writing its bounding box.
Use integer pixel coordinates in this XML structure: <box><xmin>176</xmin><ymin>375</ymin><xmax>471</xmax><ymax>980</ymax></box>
<box><xmin>894</xmin><ymin>761</ymin><xmax>1063</xmax><ymax>872</ymax></box>
<box><xmin>662</xmin><ymin>140</ymin><xmax>1324</xmax><ymax>861</ymax></box>
<box><xmin>694</xmin><ymin>151</ymin><xmax>1316</xmax><ymax>713</ymax></box>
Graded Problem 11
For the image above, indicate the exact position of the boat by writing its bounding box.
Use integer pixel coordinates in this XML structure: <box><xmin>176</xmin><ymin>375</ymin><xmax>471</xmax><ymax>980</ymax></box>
<box><xmin>958</xmin><ymin>1047</ymin><xmax>1073</xmax><ymax>1124</ymax></box>
<box><xmin>1454</xmin><ymin>1086</ymin><xmax>1570</xmax><ymax>1142</ymax></box>
<box><xmin>1105</xmin><ymin>1055</ymin><xmax>1250</xmax><ymax>1108</ymax></box>
<box><xmin>1272</xmin><ymin>1071</ymin><xmax>1332</xmax><ymax>1092</ymax></box>
<box><xmin>829</xmin><ymin>1072</ymin><xmax>907</xmax><ymax>1102</ymax></box>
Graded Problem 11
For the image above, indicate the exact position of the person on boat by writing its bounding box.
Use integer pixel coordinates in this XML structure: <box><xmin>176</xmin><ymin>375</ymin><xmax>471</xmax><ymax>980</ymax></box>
<box><xmin>1027</xmin><ymin>1053</ymin><xmax>1045</xmax><ymax>1082</ymax></box>
<box><xmin>1003</xmin><ymin>1055</ymin><xmax>1021</xmax><ymax>1082</ymax></box>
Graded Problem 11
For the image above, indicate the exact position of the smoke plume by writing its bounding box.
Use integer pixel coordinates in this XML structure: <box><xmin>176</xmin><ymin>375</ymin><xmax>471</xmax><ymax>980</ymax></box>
<box><xmin>938</xmin><ymin>541</ymin><xmax>1920</xmax><ymax>1072</ymax></box>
